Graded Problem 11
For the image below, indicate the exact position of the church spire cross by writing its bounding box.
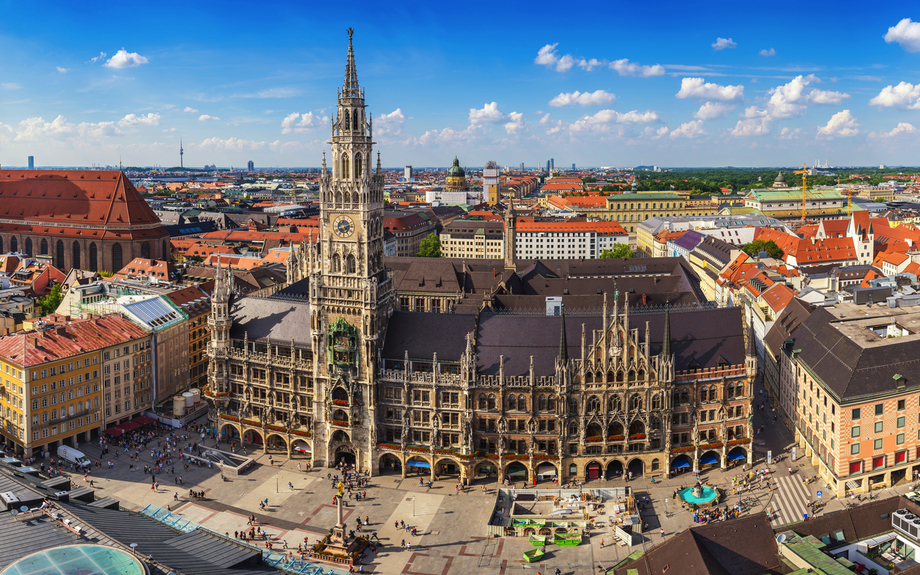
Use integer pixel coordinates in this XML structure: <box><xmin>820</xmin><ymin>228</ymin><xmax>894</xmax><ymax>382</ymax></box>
<box><xmin>343</xmin><ymin>28</ymin><xmax>360</xmax><ymax>98</ymax></box>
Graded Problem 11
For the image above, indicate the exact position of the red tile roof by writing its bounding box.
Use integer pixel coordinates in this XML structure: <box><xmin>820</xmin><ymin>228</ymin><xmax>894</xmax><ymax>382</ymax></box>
<box><xmin>0</xmin><ymin>314</ymin><xmax>149</xmax><ymax>366</ymax></box>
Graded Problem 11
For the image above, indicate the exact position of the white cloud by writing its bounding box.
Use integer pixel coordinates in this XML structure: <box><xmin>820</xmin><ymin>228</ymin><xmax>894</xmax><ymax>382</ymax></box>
<box><xmin>2</xmin><ymin>83</ymin><xmax>22</xmax><ymax>91</ymax></box>
<box><xmin>578</xmin><ymin>58</ymin><xmax>606</xmax><ymax>71</ymax></box>
<box><xmin>806</xmin><ymin>89</ymin><xmax>850</xmax><ymax>105</ymax></box>
<box><xmin>89</xmin><ymin>51</ymin><xmax>107</xmax><ymax>64</ymax></box>
<box><xmin>117</xmin><ymin>113</ymin><xmax>160</xmax><ymax>127</ymax></box>
<box><xmin>676</xmin><ymin>77</ymin><xmax>744</xmax><ymax>101</ymax></box>
<box><xmin>569</xmin><ymin>109</ymin><xmax>660</xmax><ymax>132</ymax></box>
<box><xmin>469</xmin><ymin>102</ymin><xmax>508</xmax><ymax>124</ymax></box>
<box><xmin>183</xmin><ymin>106</ymin><xmax>199</xmax><ymax>113</ymax></box>
<box><xmin>280</xmin><ymin>111</ymin><xmax>325</xmax><ymax>134</ymax></box>
<box><xmin>884</xmin><ymin>18</ymin><xmax>920</xmax><ymax>52</ymax></box>
<box><xmin>876</xmin><ymin>122</ymin><xmax>918</xmax><ymax>137</ymax></box>
<box><xmin>669</xmin><ymin>120</ymin><xmax>707</xmax><ymax>139</ymax></box>
<box><xmin>162</xmin><ymin>127</ymin><xmax>178</xmax><ymax>133</ymax></box>
<box><xmin>376</xmin><ymin>108</ymin><xmax>406</xmax><ymax>135</ymax></box>
<box><xmin>730</xmin><ymin>116</ymin><xmax>771</xmax><ymax>137</ymax></box>
<box><xmin>104</xmin><ymin>48</ymin><xmax>149</xmax><ymax>69</ymax></box>
<box><xmin>643</xmin><ymin>126</ymin><xmax>670</xmax><ymax>140</ymax></box>
<box><xmin>56</xmin><ymin>66</ymin><xmax>68</xmax><ymax>73</ymax></box>
<box><xmin>817</xmin><ymin>110</ymin><xmax>859</xmax><ymax>138</ymax></box>
<box><xmin>869</xmin><ymin>81</ymin><xmax>920</xmax><ymax>109</ymax></box>
<box><xmin>778</xmin><ymin>127</ymin><xmax>803</xmax><ymax>140</ymax></box>
<box><xmin>609</xmin><ymin>59</ymin><xmax>665</xmax><ymax>77</ymax></box>
<box><xmin>415</xmin><ymin>124</ymin><xmax>485</xmax><ymax>146</ymax></box>
<box><xmin>712</xmin><ymin>37</ymin><xmax>737</xmax><ymax>50</ymax></box>
<box><xmin>759</xmin><ymin>48</ymin><xmax>776</xmax><ymax>57</ymax></box>
<box><xmin>198</xmin><ymin>114</ymin><xmax>220</xmax><ymax>122</ymax></box>
<box><xmin>693</xmin><ymin>101</ymin><xmax>735</xmax><ymax>120</ymax></box>
<box><xmin>197</xmin><ymin>137</ymin><xmax>268</xmax><ymax>151</ymax></box>
<box><xmin>504</xmin><ymin>112</ymin><xmax>524</xmax><ymax>134</ymax></box>
<box><xmin>535</xmin><ymin>43</ymin><xmax>575</xmax><ymax>72</ymax></box>
<box><xmin>12</xmin><ymin>115</ymin><xmax>122</xmax><ymax>142</ymax></box>
<box><xmin>549</xmin><ymin>90</ymin><xmax>616</xmax><ymax>107</ymax></box>
<box><xmin>254</xmin><ymin>88</ymin><xmax>298</xmax><ymax>98</ymax></box>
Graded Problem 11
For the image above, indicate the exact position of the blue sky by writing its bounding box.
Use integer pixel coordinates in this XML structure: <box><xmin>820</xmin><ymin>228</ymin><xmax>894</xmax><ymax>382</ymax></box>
<box><xmin>2</xmin><ymin>1</ymin><xmax>920</xmax><ymax>168</ymax></box>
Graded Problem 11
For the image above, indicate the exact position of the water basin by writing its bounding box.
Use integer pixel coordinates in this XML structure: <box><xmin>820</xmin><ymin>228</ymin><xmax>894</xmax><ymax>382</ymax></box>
<box><xmin>679</xmin><ymin>484</ymin><xmax>719</xmax><ymax>507</ymax></box>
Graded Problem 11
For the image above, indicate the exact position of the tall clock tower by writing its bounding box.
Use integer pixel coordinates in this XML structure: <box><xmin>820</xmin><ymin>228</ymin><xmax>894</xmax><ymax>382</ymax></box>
<box><xmin>309</xmin><ymin>28</ymin><xmax>392</xmax><ymax>472</ymax></box>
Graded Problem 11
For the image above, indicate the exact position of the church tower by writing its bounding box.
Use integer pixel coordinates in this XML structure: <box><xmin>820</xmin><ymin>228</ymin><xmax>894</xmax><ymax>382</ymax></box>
<box><xmin>309</xmin><ymin>29</ymin><xmax>392</xmax><ymax>471</ymax></box>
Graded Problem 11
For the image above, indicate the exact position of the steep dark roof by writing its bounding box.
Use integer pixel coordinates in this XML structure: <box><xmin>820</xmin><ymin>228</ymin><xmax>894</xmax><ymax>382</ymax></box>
<box><xmin>763</xmin><ymin>297</ymin><xmax>813</xmax><ymax>357</ymax></box>
<box><xmin>228</xmin><ymin>296</ymin><xmax>311</xmax><ymax>348</ymax></box>
<box><xmin>476</xmin><ymin>306</ymin><xmax>745</xmax><ymax>376</ymax></box>
<box><xmin>795</xmin><ymin>307</ymin><xmax>920</xmax><ymax>400</ymax></box>
<box><xmin>615</xmin><ymin>513</ymin><xmax>780</xmax><ymax>575</ymax></box>
<box><xmin>381</xmin><ymin>312</ymin><xmax>476</xmax><ymax>361</ymax></box>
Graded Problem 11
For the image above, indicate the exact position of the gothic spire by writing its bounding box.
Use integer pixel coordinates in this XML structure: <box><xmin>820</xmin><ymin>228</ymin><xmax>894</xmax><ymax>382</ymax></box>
<box><xmin>662</xmin><ymin>301</ymin><xmax>671</xmax><ymax>360</ymax></box>
<box><xmin>558</xmin><ymin>304</ymin><xmax>568</xmax><ymax>364</ymax></box>
<box><xmin>343</xmin><ymin>28</ymin><xmax>360</xmax><ymax>98</ymax></box>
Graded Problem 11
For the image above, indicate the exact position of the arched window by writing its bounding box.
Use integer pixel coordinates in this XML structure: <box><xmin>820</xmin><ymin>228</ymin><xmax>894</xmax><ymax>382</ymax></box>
<box><xmin>0</xmin><ymin>237</ymin><xmax>3</xmax><ymax>254</ymax></box>
<box><xmin>352</xmin><ymin>110</ymin><xmax>358</xmax><ymax>132</ymax></box>
<box><xmin>111</xmin><ymin>243</ymin><xmax>123</xmax><ymax>272</ymax></box>
<box><xmin>346</xmin><ymin>254</ymin><xmax>356</xmax><ymax>274</ymax></box>
<box><xmin>10</xmin><ymin>237</ymin><xmax>17</xmax><ymax>253</ymax></box>
<box><xmin>487</xmin><ymin>395</ymin><xmax>496</xmax><ymax>410</ymax></box>
<box><xmin>342</xmin><ymin>155</ymin><xmax>350</xmax><ymax>179</ymax></box>
<box><xmin>89</xmin><ymin>243</ymin><xmax>98</xmax><ymax>271</ymax></box>
<box><xmin>679</xmin><ymin>388</ymin><xmax>689</xmax><ymax>404</ymax></box>
<box><xmin>72</xmin><ymin>241</ymin><xmax>81</xmax><ymax>270</ymax></box>
<box><xmin>609</xmin><ymin>396</ymin><xmax>621</xmax><ymax>411</ymax></box>
<box><xmin>508</xmin><ymin>395</ymin><xmax>516</xmax><ymax>411</ymax></box>
<box><xmin>355</xmin><ymin>154</ymin><xmax>363</xmax><ymax>179</ymax></box>
<box><xmin>478</xmin><ymin>393</ymin><xmax>487</xmax><ymax>410</ymax></box>
<box><xmin>588</xmin><ymin>396</ymin><xmax>600</xmax><ymax>412</ymax></box>
<box><xmin>651</xmin><ymin>394</ymin><xmax>661</xmax><ymax>410</ymax></box>
<box><xmin>538</xmin><ymin>395</ymin><xmax>547</xmax><ymax>411</ymax></box>
<box><xmin>700</xmin><ymin>388</ymin><xmax>708</xmax><ymax>403</ymax></box>
<box><xmin>547</xmin><ymin>395</ymin><xmax>556</xmax><ymax>413</ymax></box>
<box><xmin>518</xmin><ymin>394</ymin><xmax>527</xmax><ymax>411</ymax></box>
<box><xmin>629</xmin><ymin>394</ymin><xmax>643</xmax><ymax>411</ymax></box>
<box><xmin>24</xmin><ymin>238</ymin><xmax>32</xmax><ymax>256</ymax></box>
<box><xmin>40</xmin><ymin>238</ymin><xmax>47</xmax><ymax>255</ymax></box>
<box><xmin>344</xmin><ymin>110</ymin><xmax>350</xmax><ymax>130</ymax></box>
<box><xmin>141</xmin><ymin>242</ymin><xmax>150</xmax><ymax>259</ymax></box>
<box><xmin>163</xmin><ymin>240</ymin><xmax>168</xmax><ymax>259</ymax></box>
<box><xmin>56</xmin><ymin>240</ymin><xmax>65</xmax><ymax>270</ymax></box>
<box><xmin>331</xmin><ymin>253</ymin><xmax>341</xmax><ymax>273</ymax></box>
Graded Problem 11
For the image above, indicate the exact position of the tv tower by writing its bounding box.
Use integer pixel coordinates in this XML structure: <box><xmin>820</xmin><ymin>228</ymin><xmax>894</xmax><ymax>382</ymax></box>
<box><xmin>180</xmin><ymin>139</ymin><xmax>184</xmax><ymax>169</ymax></box>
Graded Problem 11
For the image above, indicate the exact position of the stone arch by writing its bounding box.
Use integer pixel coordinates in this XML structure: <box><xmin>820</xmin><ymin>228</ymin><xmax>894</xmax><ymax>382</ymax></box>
<box><xmin>504</xmin><ymin>461</ymin><xmax>528</xmax><ymax>482</ymax></box>
<box><xmin>379</xmin><ymin>453</ymin><xmax>401</xmax><ymax>474</ymax></box>
<box><xmin>334</xmin><ymin>444</ymin><xmax>356</xmax><ymax>466</ymax></box>
<box><xmin>434</xmin><ymin>457</ymin><xmax>461</xmax><ymax>478</ymax></box>
<box><xmin>219</xmin><ymin>421</ymin><xmax>241</xmax><ymax>440</ymax></box>
<box><xmin>607</xmin><ymin>421</ymin><xmax>624</xmax><ymax>439</ymax></box>
<box><xmin>141</xmin><ymin>241</ymin><xmax>150</xmax><ymax>259</ymax></box>
<box><xmin>651</xmin><ymin>458</ymin><xmax>661</xmax><ymax>473</ymax></box>
<box><xmin>671</xmin><ymin>454</ymin><xmax>692</xmax><ymax>471</ymax></box>
<box><xmin>728</xmin><ymin>446</ymin><xmax>747</xmax><ymax>464</ymax></box>
<box><xmin>331</xmin><ymin>409</ymin><xmax>349</xmax><ymax>425</ymax></box>
<box><xmin>24</xmin><ymin>238</ymin><xmax>32</xmax><ymax>257</ymax></box>
<box><xmin>111</xmin><ymin>242</ymin><xmax>123</xmax><ymax>272</ymax></box>
<box><xmin>585</xmin><ymin>460</ymin><xmax>602</xmax><ymax>480</ymax></box>
<box><xmin>243</xmin><ymin>428</ymin><xmax>263</xmax><ymax>445</ymax></box>
<box><xmin>628</xmin><ymin>420</ymin><xmax>645</xmax><ymax>437</ymax></box>
<box><xmin>586</xmin><ymin>422</ymin><xmax>602</xmax><ymax>440</ymax></box>
<box><xmin>606</xmin><ymin>460</ymin><xmax>624</xmax><ymax>479</ymax></box>
<box><xmin>700</xmin><ymin>450</ymin><xmax>721</xmax><ymax>468</ymax></box>
<box><xmin>474</xmin><ymin>461</ymin><xmax>497</xmax><ymax>478</ymax></box>
<box><xmin>627</xmin><ymin>458</ymin><xmax>644</xmax><ymax>477</ymax></box>
<box><xmin>331</xmin><ymin>386</ymin><xmax>348</xmax><ymax>402</ymax></box>
<box><xmin>405</xmin><ymin>455</ymin><xmax>431</xmax><ymax>476</ymax></box>
<box><xmin>72</xmin><ymin>241</ymin><xmax>81</xmax><ymax>270</ymax></box>
<box><xmin>265</xmin><ymin>432</ymin><xmax>289</xmax><ymax>453</ymax></box>
<box><xmin>535</xmin><ymin>461</ymin><xmax>558</xmax><ymax>480</ymax></box>
<box><xmin>89</xmin><ymin>242</ymin><xmax>98</xmax><ymax>272</ymax></box>
<box><xmin>616</xmin><ymin>370</ymin><xmax>624</xmax><ymax>383</ymax></box>
<box><xmin>292</xmin><ymin>439</ymin><xmax>312</xmax><ymax>457</ymax></box>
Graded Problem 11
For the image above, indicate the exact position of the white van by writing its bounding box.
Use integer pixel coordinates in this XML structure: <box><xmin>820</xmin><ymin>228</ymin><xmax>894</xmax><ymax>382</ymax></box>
<box><xmin>57</xmin><ymin>445</ymin><xmax>91</xmax><ymax>468</ymax></box>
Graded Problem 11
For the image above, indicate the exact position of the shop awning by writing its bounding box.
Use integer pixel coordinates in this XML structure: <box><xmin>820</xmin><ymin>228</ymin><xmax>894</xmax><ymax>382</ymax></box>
<box><xmin>120</xmin><ymin>420</ymin><xmax>141</xmax><ymax>432</ymax></box>
<box><xmin>728</xmin><ymin>451</ymin><xmax>746</xmax><ymax>461</ymax></box>
<box><xmin>700</xmin><ymin>454</ymin><xmax>719</xmax><ymax>465</ymax></box>
<box><xmin>671</xmin><ymin>457</ymin><xmax>691</xmax><ymax>468</ymax></box>
<box><xmin>105</xmin><ymin>426</ymin><xmax>124</xmax><ymax>437</ymax></box>
<box><xmin>406</xmin><ymin>461</ymin><xmax>430</xmax><ymax>468</ymax></box>
<box><xmin>133</xmin><ymin>415</ymin><xmax>155</xmax><ymax>425</ymax></box>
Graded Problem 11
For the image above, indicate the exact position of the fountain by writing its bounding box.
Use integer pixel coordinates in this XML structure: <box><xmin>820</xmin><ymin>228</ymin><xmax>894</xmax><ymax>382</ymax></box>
<box><xmin>679</xmin><ymin>482</ymin><xmax>720</xmax><ymax>508</ymax></box>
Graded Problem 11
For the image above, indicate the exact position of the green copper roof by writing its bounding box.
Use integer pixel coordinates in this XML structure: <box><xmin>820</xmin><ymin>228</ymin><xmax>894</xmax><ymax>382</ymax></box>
<box><xmin>448</xmin><ymin>156</ymin><xmax>465</xmax><ymax>177</ymax></box>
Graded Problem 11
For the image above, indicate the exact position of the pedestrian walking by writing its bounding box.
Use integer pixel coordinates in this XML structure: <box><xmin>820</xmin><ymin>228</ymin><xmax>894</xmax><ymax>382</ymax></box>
<box><xmin>661</xmin><ymin>529</ymin><xmax>665</xmax><ymax>538</ymax></box>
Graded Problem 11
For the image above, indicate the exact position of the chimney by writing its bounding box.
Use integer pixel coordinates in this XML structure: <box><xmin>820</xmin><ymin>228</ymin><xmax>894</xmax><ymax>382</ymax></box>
<box><xmin>642</xmin><ymin>294</ymin><xmax>647</xmax><ymax>306</ymax></box>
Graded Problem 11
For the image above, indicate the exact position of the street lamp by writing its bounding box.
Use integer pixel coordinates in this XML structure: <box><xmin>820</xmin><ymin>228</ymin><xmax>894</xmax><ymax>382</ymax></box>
<box><xmin>412</xmin><ymin>496</ymin><xmax>416</xmax><ymax>517</ymax></box>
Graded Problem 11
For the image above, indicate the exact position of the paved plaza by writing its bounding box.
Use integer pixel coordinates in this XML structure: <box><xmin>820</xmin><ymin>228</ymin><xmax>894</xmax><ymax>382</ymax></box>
<box><xmin>54</xmin><ymin>378</ymin><xmax>919</xmax><ymax>575</ymax></box>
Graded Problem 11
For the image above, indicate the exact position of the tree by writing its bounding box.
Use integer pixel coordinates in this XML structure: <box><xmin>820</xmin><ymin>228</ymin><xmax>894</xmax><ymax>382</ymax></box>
<box><xmin>417</xmin><ymin>233</ymin><xmax>442</xmax><ymax>257</ymax></box>
<box><xmin>98</xmin><ymin>270</ymin><xmax>114</xmax><ymax>277</ymax></box>
<box><xmin>742</xmin><ymin>239</ymin><xmax>783</xmax><ymax>260</ymax></box>
<box><xmin>36</xmin><ymin>284</ymin><xmax>64</xmax><ymax>316</ymax></box>
<box><xmin>600</xmin><ymin>244</ymin><xmax>636</xmax><ymax>259</ymax></box>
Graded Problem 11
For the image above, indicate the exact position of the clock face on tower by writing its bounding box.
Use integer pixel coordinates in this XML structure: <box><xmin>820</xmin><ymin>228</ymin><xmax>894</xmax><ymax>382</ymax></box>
<box><xmin>334</xmin><ymin>215</ymin><xmax>354</xmax><ymax>238</ymax></box>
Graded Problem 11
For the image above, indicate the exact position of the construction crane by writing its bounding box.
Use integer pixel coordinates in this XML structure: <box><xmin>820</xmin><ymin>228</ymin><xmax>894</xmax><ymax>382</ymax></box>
<box><xmin>794</xmin><ymin>163</ymin><xmax>808</xmax><ymax>220</ymax></box>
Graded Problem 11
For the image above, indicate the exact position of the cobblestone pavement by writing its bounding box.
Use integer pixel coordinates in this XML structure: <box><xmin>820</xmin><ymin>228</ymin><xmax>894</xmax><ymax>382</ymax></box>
<box><xmin>52</xmin><ymin>376</ymin><xmax>918</xmax><ymax>574</ymax></box>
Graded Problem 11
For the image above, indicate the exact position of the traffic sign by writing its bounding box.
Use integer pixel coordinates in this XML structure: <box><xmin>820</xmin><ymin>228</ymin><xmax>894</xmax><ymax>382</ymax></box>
<box><xmin>817</xmin><ymin>490</ymin><xmax>823</xmax><ymax>497</ymax></box>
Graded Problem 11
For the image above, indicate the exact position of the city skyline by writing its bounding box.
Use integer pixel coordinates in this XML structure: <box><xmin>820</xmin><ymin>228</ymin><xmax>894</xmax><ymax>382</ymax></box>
<box><xmin>1</xmin><ymin>1</ymin><xmax>920</xmax><ymax>168</ymax></box>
